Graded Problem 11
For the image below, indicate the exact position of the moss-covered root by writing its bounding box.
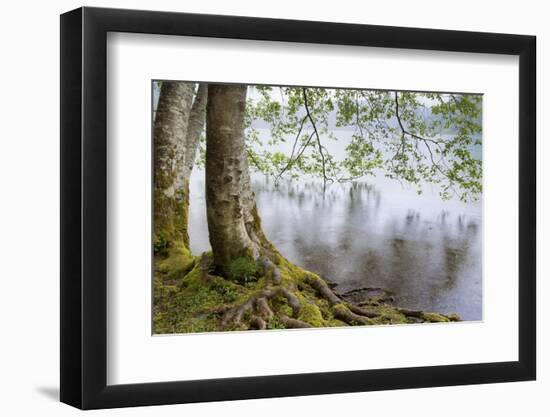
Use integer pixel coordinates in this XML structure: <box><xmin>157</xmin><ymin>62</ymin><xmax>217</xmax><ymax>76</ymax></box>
<box><xmin>220</xmin><ymin>269</ymin><xmax>384</xmax><ymax>330</ymax></box>
<box><xmin>397</xmin><ymin>308</ymin><xmax>460</xmax><ymax>323</ymax></box>
<box><xmin>221</xmin><ymin>287</ymin><xmax>309</xmax><ymax>330</ymax></box>
<box><xmin>304</xmin><ymin>274</ymin><xmax>381</xmax><ymax>325</ymax></box>
<box><xmin>154</xmin><ymin>249</ymin><xmax>461</xmax><ymax>334</ymax></box>
<box><xmin>259</xmin><ymin>256</ymin><xmax>281</xmax><ymax>284</ymax></box>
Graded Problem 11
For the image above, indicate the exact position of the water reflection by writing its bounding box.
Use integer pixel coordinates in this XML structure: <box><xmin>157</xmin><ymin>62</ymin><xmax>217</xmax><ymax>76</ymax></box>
<box><xmin>189</xmin><ymin>169</ymin><xmax>482</xmax><ymax>321</ymax></box>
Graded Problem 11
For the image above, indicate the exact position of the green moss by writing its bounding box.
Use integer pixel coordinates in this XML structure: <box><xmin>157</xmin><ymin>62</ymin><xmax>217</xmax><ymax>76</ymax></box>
<box><xmin>267</xmin><ymin>315</ymin><xmax>287</xmax><ymax>330</ymax></box>
<box><xmin>326</xmin><ymin>319</ymin><xmax>347</xmax><ymax>327</ymax></box>
<box><xmin>156</xmin><ymin>241</ymin><xmax>196</xmax><ymax>281</ymax></box>
<box><xmin>226</xmin><ymin>256</ymin><xmax>258</xmax><ymax>284</ymax></box>
<box><xmin>370</xmin><ymin>306</ymin><xmax>408</xmax><ymax>325</ymax></box>
<box><xmin>276</xmin><ymin>256</ymin><xmax>309</xmax><ymax>286</ymax></box>
<box><xmin>298</xmin><ymin>303</ymin><xmax>325</xmax><ymax>327</ymax></box>
<box><xmin>446</xmin><ymin>313</ymin><xmax>461</xmax><ymax>322</ymax></box>
<box><xmin>270</xmin><ymin>293</ymin><xmax>294</xmax><ymax>317</ymax></box>
<box><xmin>174</xmin><ymin>185</ymin><xmax>191</xmax><ymax>248</ymax></box>
<box><xmin>153</xmin><ymin>256</ymin><xmax>251</xmax><ymax>334</ymax></box>
<box><xmin>207</xmin><ymin>277</ymin><xmax>241</xmax><ymax>303</ymax></box>
<box><xmin>314</xmin><ymin>299</ymin><xmax>332</xmax><ymax>319</ymax></box>
<box><xmin>153</xmin><ymin>250</ymin><xmax>458</xmax><ymax>334</ymax></box>
<box><xmin>331</xmin><ymin>303</ymin><xmax>349</xmax><ymax>320</ymax></box>
<box><xmin>153</xmin><ymin>234</ymin><xmax>170</xmax><ymax>257</ymax></box>
<box><xmin>422</xmin><ymin>312</ymin><xmax>450</xmax><ymax>323</ymax></box>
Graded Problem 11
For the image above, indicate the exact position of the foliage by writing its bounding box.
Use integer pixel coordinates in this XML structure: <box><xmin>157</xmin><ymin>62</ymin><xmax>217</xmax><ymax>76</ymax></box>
<box><xmin>226</xmin><ymin>257</ymin><xmax>259</xmax><ymax>284</ymax></box>
<box><xmin>245</xmin><ymin>86</ymin><xmax>482</xmax><ymax>202</ymax></box>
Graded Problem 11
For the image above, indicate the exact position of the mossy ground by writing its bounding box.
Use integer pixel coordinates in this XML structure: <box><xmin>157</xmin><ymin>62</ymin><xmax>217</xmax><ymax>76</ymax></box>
<box><xmin>153</xmin><ymin>245</ymin><xmax>458</xmax><ymax>334</ymax></box>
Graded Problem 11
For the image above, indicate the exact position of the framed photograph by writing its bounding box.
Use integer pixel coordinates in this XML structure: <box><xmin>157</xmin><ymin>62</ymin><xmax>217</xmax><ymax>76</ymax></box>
<box><xmin>60</xmin><ymin>6</ymin><xmax>536</xmax><ymax>410</ymax></box>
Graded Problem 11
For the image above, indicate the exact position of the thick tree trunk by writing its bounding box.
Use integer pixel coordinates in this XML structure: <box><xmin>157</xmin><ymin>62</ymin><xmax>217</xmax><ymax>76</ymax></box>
<box><xmin>175</xmin><ymin>84</ymin><xmax>208</xmax><ymax>248</ymax></box>
<box><xmin>153</xmin><ymin>81</ymin><xmax>195</xmax><ymax>245</ymax></box>
<box><xmin>205</xmin><ymin>84</ymin><xmax>268</xmax><ymax>272</ymax></box>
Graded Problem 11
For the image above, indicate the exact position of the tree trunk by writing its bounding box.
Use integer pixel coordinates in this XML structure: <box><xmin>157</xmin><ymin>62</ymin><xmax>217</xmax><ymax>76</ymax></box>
<box><xmin>175</xmin><ymin>84</ymin><xmax>208</xmax><ymax>248</ymax></box>
<box><xmin>153</xmin><ymin>81</ymin><xmax>194</xmax><ymax>245</ymax></box>
<box><xmin>205</xmin><ymin>84</ymin><xmax>268</xmax><ymax>272</ymax></box>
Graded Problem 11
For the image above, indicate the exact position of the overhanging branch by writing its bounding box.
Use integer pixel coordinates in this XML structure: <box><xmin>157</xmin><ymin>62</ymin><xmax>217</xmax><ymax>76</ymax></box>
<box><xmin>302</xmin><ymin>88</ymin><xmax>330</xmax><ymax>191</ymax></box>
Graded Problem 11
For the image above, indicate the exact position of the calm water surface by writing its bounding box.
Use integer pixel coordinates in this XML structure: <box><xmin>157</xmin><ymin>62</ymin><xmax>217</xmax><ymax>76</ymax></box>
<box><xmin>188</xmin><ymin>168</ymin><xmax>482</xmax><ymax>321</ymax></box>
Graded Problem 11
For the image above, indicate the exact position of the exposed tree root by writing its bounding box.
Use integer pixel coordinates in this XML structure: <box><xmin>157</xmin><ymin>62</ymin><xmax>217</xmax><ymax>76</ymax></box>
<box><xmin>397</xmin><ymin>308</ymin><xmax>461</xmax><ymax>323</ymax></box>
<box><xmin>357</xmin><ymin>295</ymin><xmax>395</xmax><ymax>306</ymax></box>
<box><xmin>332</xmin><ymin>304</ymin><xmax>372</xmax><ymax>325</ymax></box>
<box><xmin>154</xmin><ymin>250</ymin><xmax>461</xmax><ymax>333</ymax></box>
<box><xmin>397</xmin><ymin>308</ymin><xmax>424</xmax><ymax>318</ymax></box>
<box><xmin>278</xmin><ymin>287</ymin><xmax>301</xmax><ymax>316</ymax></box>
<box><xmin>218</xmin><ymin>265</ymin><xmax>389</xmax><ymax>330</ymax></box>
<box><xmin>221</xmin><ymin>296</ymin><xmax>256</xmax><ymax>327</ymax></box>
<box><xmin>341</xmin><ymin>286</ymin><xmax>385</xmax><ymax>297</ymax></box>
<box><xmin>220</xmin><ymin>285</ymin><xmax>305</xmax><ymax>329</ymax></box>
<box><xmin>279</xmin><ymin>315</ymin><xmax>312</xmax><ymax>329</ymax></box>
<box><xmin>259</xmin><ymin>256</ymin><xmax>281</xmax><ymax>284</ymax></box>
<box><xmin>347</xmin><ymin>304</ymin><xmax>380</xmax><ymax>319</ymax></box>
<box><xmin>249</xmin><ymin>316</ymin><xmax>267</xmax><ymax>330</ymax></box>
<box><xmin>256</xmin><ymin>297</ymin><xmax>274</xmax><ymax>321</ymax></box>
<box><xmin>304</xmin><ymin>274</ymin><xmax>341</xmax><ymax>305</ymax></box>
<box><xmin>302</xmin><ymin>274</ymin><xmax>382</xmax><ymax>324</ymax></box>
<box><xmin>341</xmin><ymin>287</ymin><xmax>396</xmax><ymax>305</ymax></box>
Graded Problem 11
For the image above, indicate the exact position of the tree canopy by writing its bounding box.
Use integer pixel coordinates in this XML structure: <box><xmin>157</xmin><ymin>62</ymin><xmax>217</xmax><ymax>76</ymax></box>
<box><xmin>240</xmin><ymin>86</ymin><xmax>482</xmax><ymax>202</ymax></box>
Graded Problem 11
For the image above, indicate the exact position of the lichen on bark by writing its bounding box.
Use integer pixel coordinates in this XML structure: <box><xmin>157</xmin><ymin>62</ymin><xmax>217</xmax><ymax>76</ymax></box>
<box><xmin>153</xmin><ymin>81</ymin><xmax>195</xmax><ymax>245</ymax></box>
<box><xmin>205</xmin><ymin>84</ymin><xmax>264</xmax><ymax>271</ymax></box>
<box><xmin>175</xmin><ymin>84</ymin><xmax>208</xmax><ymax>248</ymax></box>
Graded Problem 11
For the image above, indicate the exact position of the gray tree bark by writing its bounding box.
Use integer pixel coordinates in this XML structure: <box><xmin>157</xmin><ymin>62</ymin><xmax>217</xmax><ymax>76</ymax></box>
<box><xmin>175</xmin><ymin>84</ymin><xmax>208</xmax><ymax>248</ymax></box>
<box><xmin>205</xmin><ymin>84</ymin><xmax>269</xmax><ymax>272</ymax></box>
<box><xmin>153</xmin><ymin>81</ymin><xmax>195</xmax><ymax>244</ymax></box>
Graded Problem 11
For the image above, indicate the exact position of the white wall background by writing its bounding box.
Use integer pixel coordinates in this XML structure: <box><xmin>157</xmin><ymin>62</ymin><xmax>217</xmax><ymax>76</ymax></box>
<box><xmin>0</xmin><ymin>0</ymin><xmax>545</xmax><ymax>415</ymax></box>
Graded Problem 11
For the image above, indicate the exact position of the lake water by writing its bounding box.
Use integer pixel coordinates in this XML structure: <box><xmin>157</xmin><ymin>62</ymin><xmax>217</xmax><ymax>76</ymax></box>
<box><xmin>188</xmin><ymin>167</ymin><xmax>482</xmax><ymax>321</ymax></box>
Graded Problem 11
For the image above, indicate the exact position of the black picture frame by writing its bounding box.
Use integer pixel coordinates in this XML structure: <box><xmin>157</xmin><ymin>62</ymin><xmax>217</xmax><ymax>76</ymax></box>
<box><xmin>60</xmin><ymin>6</ymin><xmax>536</xmax><ymax>410</ymax></box>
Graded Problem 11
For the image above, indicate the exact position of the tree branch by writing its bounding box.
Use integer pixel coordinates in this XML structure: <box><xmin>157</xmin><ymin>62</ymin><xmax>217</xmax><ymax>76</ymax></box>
<box><xmin>276</xmin><ymin>115</ymin><xmax>308</xmax><ymax>181</ymax></box>
<box><xmin>247</xmin><ymin>148</ymin><xmax>263</xmax><ymax>172</ymax></box>
<box><xmin>302</xmin><ymin>88</ymin><xmax>330</xmax><ymax>191</ymax></box>
<box><xmin>355</xmin><ymin>91</ymin><xmax>365</xmax><ymax>138</ymax></box>
<box><xmin>394</xmin><ymin>91</ymin><xmax>460</xmax><ymax>198</ymax></box>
